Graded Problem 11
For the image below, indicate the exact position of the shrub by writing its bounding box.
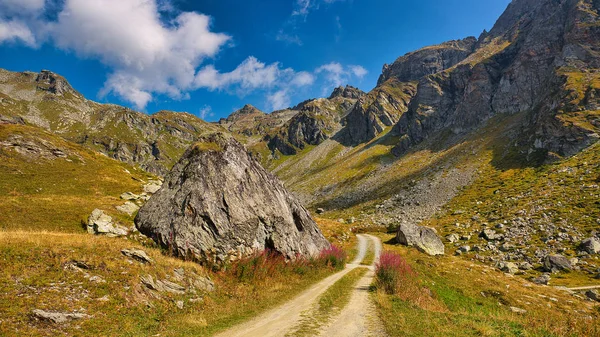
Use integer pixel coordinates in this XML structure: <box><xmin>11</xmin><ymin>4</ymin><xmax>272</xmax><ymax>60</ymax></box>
<box><xmin>318</xmin><ymin>245</ymin><xmax>347</xmax><ymax>270</ymax></box>
<box><xmin>375</xmin><ymin>251</ymin><xmax>417</xmax><ymax>295</ymax></box>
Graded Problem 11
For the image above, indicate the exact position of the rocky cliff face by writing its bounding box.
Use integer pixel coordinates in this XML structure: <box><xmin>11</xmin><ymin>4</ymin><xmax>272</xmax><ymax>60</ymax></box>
<box><xmin>389</xmin><ymin>0</ymin><xmax>600</xmax><ymax>161</ymax></box>
<box><xmin>377</xmin><ymin>37</ymin><xmax>477</xmax><ymax>86</ymax></box>
<box><xmin>266</xmin><ymin>87</ymin><xmax>364</xmax><ymax>155</ymax></box>
<box><xmin>338</xmin><ymin>80</ymin><xmax>417</xmax><ymax>145</ymax></box>
<box><xmin>135</xmin><ymin>133</ymin><xmax>330</xmax><ymax>265</ymax></box>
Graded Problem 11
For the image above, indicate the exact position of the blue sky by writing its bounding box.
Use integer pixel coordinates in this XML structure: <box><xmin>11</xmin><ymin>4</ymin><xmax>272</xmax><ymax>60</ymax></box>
<box><xmin>0</xmin><ymin>0</ymin><xmax>511</xmax><ymax>121</ymax></box>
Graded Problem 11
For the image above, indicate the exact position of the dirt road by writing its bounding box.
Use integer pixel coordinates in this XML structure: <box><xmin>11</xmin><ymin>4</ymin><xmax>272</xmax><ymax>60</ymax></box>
<box><xmin>213</xmin><ymin>234</ymin><xmax>385</xmax><ymax>337</ymax></box>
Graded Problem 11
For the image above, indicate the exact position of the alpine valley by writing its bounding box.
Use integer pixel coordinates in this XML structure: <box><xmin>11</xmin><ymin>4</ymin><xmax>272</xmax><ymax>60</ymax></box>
<box><xmin>2</xmin><ymin>0</ymin><xmax>600</xmax><ymax>336</ymax></box>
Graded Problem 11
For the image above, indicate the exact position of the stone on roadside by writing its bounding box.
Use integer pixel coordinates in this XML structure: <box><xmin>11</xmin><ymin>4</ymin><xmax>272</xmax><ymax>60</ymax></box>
<box><xmin>397</xmin><ymin>222</ymin><xmax>444</xmax><ymax>256</ymax></box>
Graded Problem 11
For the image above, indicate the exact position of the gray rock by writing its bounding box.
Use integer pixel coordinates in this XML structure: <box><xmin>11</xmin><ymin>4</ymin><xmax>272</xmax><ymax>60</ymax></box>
<box><xmin>581</xmin><ymin>238</ymin><xmax>600</xmax><ymax>254</ymax></box>
<box><xmin>543</xmin><ymin>255</ymin><xmax>572</xmax><ymax>273</ymax></box>
<box><xmin>143</xmin><ymin>180</ymin><xmax>162</xmax><ymax>194</ymax></box>
<box><xmin>532</xmin><ymin>273</ymin><xmax>551</xmax><ymax>285</ymax></box>
<box><xmin>32</xmin><ymin>309</ymin><xmax>90</xmax><ymax>324</ymax></box>
<box><xmin>121</xmin><ymin>248</ymin><xmax>154</xmax><ymax>264</ymax></box>
<box><xmin>519</xmin><ymin>262</ymin><xmax>534</xmax><ymax>271</ymax></box>
<box><xmin>135</xmin><ymin>134</ymin><xmax>329</xmax><ymax>265</ymax></box>
<box><xmin>497</xmin><ymin>262</ymin><xmax>519</xmax><ymax>274</ymax></box>
<box><xmin>585</xmin><ymin>290</ymin><xmax>600</xmax><ymax>302</ymax></box>
<box><xmin>87</xmin><ymin>209</ymin><xmax>128</xmax><ymax>237</ymax></box>
<box><xmin>480</xmin><ymin>229</ymin><xmax>503</xmax><ymax>241</ymax></box>
<box><xmin>120</xmin><ymin>192</ymin><xmax>140</xmax><ymax>201</ymax></box>
<box><xmin>316</xmin><ymin>208</ymin><xmax>325</xmax><ymax>215</ymax></box>
<box><xmin>446</xmin><ymin>233</ymin><xmax>460</xmax><ymax>243</ymax></box>
<box><xmin>509</xmin><ymin>306</ymin><xmax>527</xmax><ymax>314</ymax></box>
<box><xmin>396</xmin><ymin>222</ymin><xmax>444</xmax><ymax>256</ymax></box>
<box><xmin>116</xmin><ymin>201</ymin><xmax>140</xmax><ymax>216</ymax></box>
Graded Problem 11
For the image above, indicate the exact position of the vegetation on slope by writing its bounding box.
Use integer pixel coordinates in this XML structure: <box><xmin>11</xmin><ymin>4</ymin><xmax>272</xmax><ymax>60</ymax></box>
<box><xmin>373</xmin><ymin>233</ymin><xmax>600</xmax><ymax>337</ymax></box>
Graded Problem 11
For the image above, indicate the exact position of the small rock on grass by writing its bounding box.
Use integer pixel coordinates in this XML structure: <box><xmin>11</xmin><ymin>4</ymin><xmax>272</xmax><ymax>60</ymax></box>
<box><xmin>586</xmin><ymin>290</ymin><xmax>600</xmax><ymax>302</ymax></box>
<box><xmin>32</xmin><ymin>309</ymin><xmax>91</xmax><ymax>324</ymax></box>
<box><xmin>121</xmin><ymin>248</ymin><xmax>153</xmax><ymax>264</ymax></box>
<box><xmin>509</xmin><ymin>306</ymin><xmax>527</xmax><ymax>314</ymax></box>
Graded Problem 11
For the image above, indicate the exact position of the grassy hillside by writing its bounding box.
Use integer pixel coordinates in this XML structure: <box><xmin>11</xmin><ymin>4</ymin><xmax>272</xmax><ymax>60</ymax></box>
<box><xmin>0</xmin><ymin>123</ymin><xmax>154</xmax><ymax>232</ymax></box>
<box><xmin>374</xmin><ymin>233</ymin><xmax>600</xmax><ymax>337</ymax></box>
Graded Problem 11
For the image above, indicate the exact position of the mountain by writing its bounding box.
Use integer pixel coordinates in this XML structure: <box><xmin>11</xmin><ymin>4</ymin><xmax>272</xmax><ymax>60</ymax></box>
<box><xmin>0</xmin><ymin>69</ymin><xmax>220</xmax><ymax>175</ymax></box>
<box><xmin>389</xmin><ymin>0</ymin><xmax>600</xmax><ymax>161</ymax></box>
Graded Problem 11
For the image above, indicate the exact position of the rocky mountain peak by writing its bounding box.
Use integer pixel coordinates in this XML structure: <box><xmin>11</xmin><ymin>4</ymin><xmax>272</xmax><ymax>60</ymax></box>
<box><xmin>135</xmin><ymin>133</ymin><xmax>330</xmax><ymax>265</ymax></box>
<box><xmin>328</xmin><ymin>85</ymin><xmax>366</xmax><ymax>100</ymax></box>
<box><xmin>377</xmin><ymin>36</ymin><xmax>477</xmax><ymax>86</ymax></box>
<box><xmin>35</xmin><ymin>70</ymin><xmax>79</xmax><ymax>96</ymax></box>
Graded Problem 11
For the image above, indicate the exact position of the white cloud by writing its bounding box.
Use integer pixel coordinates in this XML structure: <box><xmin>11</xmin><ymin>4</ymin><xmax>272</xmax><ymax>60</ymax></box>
<box><xmin>268</xmin><ymin>90</ymin><xmax>291</xmax><ymax>111</ymax></box>
<box><xmin>199</xmin><ymin>105</ymin><xmax>213</xmax><ymax>120</ymax></box>
<box><xmin>350</xmin><ymin>65</ymin><xmax>368</xmax><ymax>78</ymax></box>
<box><xmin>0</xmin><ymin>0</ymin><xmax>45</xmax><ymax>13</ymax></box>
<box><xmin>44</xmin><ymin>0</ymin><xmax>231</xmax><ymax>109</ymax></box>
<box><xmin>316</xmin><ymin>62</ymin><xmax>367</xmax><ymax>93</ymax></box>
<box><xmin>0</xmin><ymin>20</ymin><xmax>36</xmax><ymax>46</ymax></box>
<box><xmin>0</xmin><ymin>0</ymin><xmax>368</xmax><ymax>112</ymax></box>
<box><xmin>194</xmin><ymin>56</ymin><xmax>280</xmax><ymax>93</ymax></box>
<box><xmin>292</xmin><ymin>71</ymin><xmax>315</xmax><ymax>87</ymax></box>
<box><xmin>276</xmin><ymin>30</ymin><xmax>303</xmax><ymax>46</ymax></box>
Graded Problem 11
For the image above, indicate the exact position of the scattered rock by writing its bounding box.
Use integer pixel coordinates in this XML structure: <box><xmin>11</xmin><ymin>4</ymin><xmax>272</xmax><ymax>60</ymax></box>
<box><xmin>509</xmin><ymin>306</ymin><xmax>527</xmax><ymax>314</ymax></box>
<box><xmin>32</xmin><ymin>309</ymin><xmax>90</xmax><ymax>324</ymax></box>
<box><xmin>497</xmin><ymin>262</ymin><xmax>519</xmax><ymax>274</ymax></box>
<box><xmin>519</xmin><ymin>262</ymin><xmax>533</xmax><ymax>271</ymax></box>
<box><xmin>120</xmin><ymin>192</ymin><xmax>140</xmax><ymax>201</ymax></box>
<box><xmin>88</xmin><ymin>275</ymin><xmax>105</xmax><ymax>284</ymax></box>
<box><xmin>581</xmin><ymin>238</ymin><xmax>600</xmax><ymax>254</ymax></box>
<box><xmin>532</xmin><ymin>273</ymin><xmax>551</xmax><ymax>285</ymax></box>
<box><xmin>446</xmin><ymin>233</ymin><xmax>460</xmax><ymax>243</ymax></box>
<box><xmin>480</xmin><ymin>229</ymin><xmax>503</xmax><ymax>241</ymax></box>
<box><xmin>585</xmin><ymin>290</ymin><xmax>600</xmax><ymax>302</ymax></box>
<box><xmin>116</xmin><ymin>201</ymin><xmax>140</xmax><ymax>216</ymax></box>
<box><xmin>121</xmin><ymin>248</ymin><xmax>154</xmax><ymax>264</ymax></box>
<box><xmin>192</xmin><ymin>276</ymin><xmax>215</xmax><ymax>293</ymax></box>
<box><xmin>143</xmin><ymin>180</ymin><xmax>162</xmax><ymax>194</ymax></box>
<box><xmin>543</xmin><ymin>254</ymin><xmax>572</xmax><ymax>273</ymax></box>
<box><xmin>87</xmin><ymin>209</ymin><xmax>128</xmax><ymax>237</ymax></box>
<box><xmin>316</xmin><ymin>208</ymin><xmax>325</xmax><ymax>215</ymax></box>
<box><xmin>397</xmin><ymin>222</ymin><xmax>444</xmax><ymax>256</ymax></box>
<box><xmin>176</xmin><ymin>300</ymin><xmax>184</xmax><ymax>309</ymax></box>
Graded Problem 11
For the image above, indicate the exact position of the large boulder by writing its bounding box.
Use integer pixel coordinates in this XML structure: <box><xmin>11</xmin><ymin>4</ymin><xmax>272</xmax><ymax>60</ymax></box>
<box><xmin>135</xmin><ymin>133</ymin><xmax>330</xmax><ymax>265</ymax></box>
<box><xmin>543</xmin><ymin>254</ymin><xmax>572</xmax><ymax>273</ymax></box>
<box><xmin>396</xmin><ymin>223</ymin><xmax>444</xmax><ymax>256</ymax></box>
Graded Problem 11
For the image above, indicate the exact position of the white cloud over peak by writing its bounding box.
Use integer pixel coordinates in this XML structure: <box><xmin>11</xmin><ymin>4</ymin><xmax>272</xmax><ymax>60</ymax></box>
<box><xmin>268</xmin><ymin>89</ymin><xmax>291</xmax><ymax>111</ymax></box>
<box><xmin>49</xmin><ymin>0</ymin><xmax>230</xmax><ymax>109</ymax></box>
<box><xmin>0</xmin><ymin>0</ymin><xmax>368</xmax><ymax>112</ymax></box>
<box><xmin>0</xmin><ymin>20</ymin><xmax>36</xmax><ymax>46</ymax></box>
<box><xmin>316</xmin><ymin>62</ymin><xmax>367</xmax><ymax>91</ymax></box>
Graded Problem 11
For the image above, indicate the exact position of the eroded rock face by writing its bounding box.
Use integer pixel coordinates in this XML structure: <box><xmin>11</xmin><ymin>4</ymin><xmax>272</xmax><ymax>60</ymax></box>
<box><xmin>135</xmin><ymin>133</ymin><xmax>330</xmax><ymax>265</ymax></box>
<box><xmin>390</xmin><ymin>0</ymin><xmax>600</xmax><ymax>160</ymax></box>
<box><xmin>377</xmin><ymin>37</ymin><xmax>477</xmax><ymax>85</ymax></box>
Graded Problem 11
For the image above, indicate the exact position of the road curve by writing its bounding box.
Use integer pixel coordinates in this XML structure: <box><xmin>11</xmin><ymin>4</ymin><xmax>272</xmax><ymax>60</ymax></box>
<box><xmin>213</xmin><ymin>235</ymin><xmax>370</xmax><ymax>337</ymax></box>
